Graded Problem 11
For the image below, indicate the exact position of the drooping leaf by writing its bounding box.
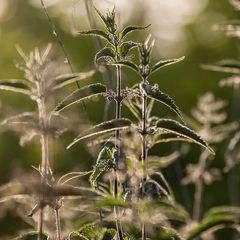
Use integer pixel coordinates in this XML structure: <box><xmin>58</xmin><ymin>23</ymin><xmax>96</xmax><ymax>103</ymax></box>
<box><xmin>202</xmin><ymin>59</ymin><xmax>240</xmax><ymax>74</ymax></box>
<box><xmin>119</xmin><ymin>24</ymin><xmax>151</xmax><ymax>40</ymax></box>
<box><xmin>95</xmin><ymin>47</ymin><xmax>116</xmax><ymax>65</ymax></box>
<box><xmin>151</xmin><ymin>132</ymin><xmax>192</xmax><ymax>148</ymax></box>
<box><xmin>0</xmin><ymin>80</ymin><xmax>31</xmax><ymax>95</ymax></box>
<box><xmin>186</xmin><ymin>214</ymin><xmax>239</xmax><ymax>240</ymax></box>
<box><xmin>153</xmin><ymin>226</ymin><xmax>185</xmax><ymax>240</ymax></box>
<box><xmin>117</xmin><ymin>41</ymin><xmax>139</xmax><ymax>58</ymax></box>
<box><xmin>78</xmin><ymin>29</ymin><xmax>111</xmax><ymax>42</ymax></box>
<box><xmin>89</xmin><ymin>147</ymin><xmax>115</xmax><ymax>187</ymax></box>
<box><xmin>58</xmin><ymin>171</ymin><xmax>92</xmax><ymax>185</ymax></box>
<box><xmin>55</xmin><ymin>83</ymin><xmax>106</xmax><ymax>112</ymax></box>
<box><xmin>50</xmin><ymin>70</ymin><xmax>95</xmax><ymax>90</ymax></box>
<box><xmin>156</xmin><ymin>119</ymin><xmax>214</xmax><ymax>154</ymax></box>
<box><xmin>139</xmin><ymin>83</ymin><xmax>184</xmax><ymax>122</ymax></box>
<box><xmin>107</xmin><ymin>60</ymin><xmax>139</xmax><ymax>73</ymax></box>
<box><xmin>67</xmin><ymin>118</ymin><xmax>132</xmax><ymax>149</ymax></box>
<box><xmin>15</xmin><ymin>231</ymin><xmax>48</xmax><ymax>240</ymax></box>
<box><xmin>151</xmin><ymin>56</ymin><xmax>185</xmax><ymax>74</ymax></box>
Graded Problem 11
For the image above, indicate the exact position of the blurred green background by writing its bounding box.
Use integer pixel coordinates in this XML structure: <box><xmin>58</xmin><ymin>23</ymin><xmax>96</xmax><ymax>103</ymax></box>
<box><xmin>0</xmin><ymin>0</ymin><xmax>239</xmax><ymax>238</ymax></box>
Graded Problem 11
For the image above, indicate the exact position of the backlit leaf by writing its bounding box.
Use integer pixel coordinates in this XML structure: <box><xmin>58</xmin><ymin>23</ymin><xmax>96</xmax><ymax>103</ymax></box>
<box><xmin>151</xmin><ymin>56</ymin><xmax>185</xmax><ymax>74</ymax></box>
<box><xmin>0</xmin><ymin>80</ymin><xmax>31</xmax><ymax>95</ymax></box>
<box><xmin>55</xmin><ymin>83</ymin><xmax>106</xmax><ymax>112</ymax></box>
<box><xmin>95</xmin><ymin>47</ymin><xmax>115</xmax><ymax>65</ymax></box>
<box><xmin>156</xmin><ymin>119</ymin><xmax>214</xmax><ymax>154</ymax></box>
<box><xmin>79</xmin><ymin>29</ymin><xmax>111</xmax><ymax>42</ymax></box>
<box><xmin>119</xmin><ymin>24</ymin><xmax>151</xmax><ymax>40</ymax></box>
<box><xmin>67</xmin><ymin>119</ymin><xmax>132</xmax><ymax>149</ymax></box>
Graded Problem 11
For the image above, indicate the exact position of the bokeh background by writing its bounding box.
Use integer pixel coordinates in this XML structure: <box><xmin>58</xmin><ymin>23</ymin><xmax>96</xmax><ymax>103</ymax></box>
<box><xmin>0</xmin><ymin>0</ymin><xmax>239</xmax><ymax>239</ymax></box>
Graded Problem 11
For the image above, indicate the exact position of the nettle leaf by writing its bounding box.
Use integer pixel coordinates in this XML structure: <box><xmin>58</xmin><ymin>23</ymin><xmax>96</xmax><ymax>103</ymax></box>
<box><xmin>151</xmin><ymin>133</ymin><xmax>192</xmax><ymax>148</ymax></box>
<box><xmin>151</xmin><ymin>56</ymin><xmax>185</xmax><ymax>74</ymax></box>
<box><xmin>16</xmin><ymin>231</ymin><xmax>48</xmax><ymax>240</ymax></box>
<box><xmin>55</xmin><ymin>83</ymin><xmax>106</xmax><ymax>112</ymax></box>
<box><xmin>67</xmin><ymin>118</ymin><xmax>132</xmax><ymax>149</ymax></box>
<box><xmin>156</xmin><ymin>119</ymin><xmax>214</xmax><ymax>154</ymax></box>
<box><xmin>140</xmin><ymin>83</ymin><xmax>184</xmax><ymax>122</ymax></box>
<box><xmin>119</xmin><ymin>24</ymin><xmax>151</xmax><ymax>40</ymax></box>
<box><xmin>79</xmin><ymin>29</ymin><xmax>111</xmax><ymax>42</ymax></box>
<box><xmin>94</xmin><ymin>7</ymin><xmax>109</xmax><ymax>29</ymax></box>
<box><xmin>50</xmin><ymin>70</ymin><xmax>95</xmax><ymax>90</ymax></box>
<box><xmin>107</xmin><ymin>60</ymin><xmax>139</xmax><ymax>73</ymax></box>
<box><xmin>154</xmin><ymin>226</ymin><xmax>185</xmax><ymax>240</ymax></box>
<box><xmin>70</xmin><ymin>225</ymin><xmax>116</xmax><ymax>240</ymax></box>
<box><xmin>90</xmin><ymin>147</ymin><xmax>115</xmax><ymax>187</ymax></box>
<box><xmin>186</xmin><ymin>214</ymin><xmax>238</xmax><ymax>240</ymax></box>
<box><xmin>117</xmin><ymin>41</ymin><xmax>139</xmax><ymax>58</ymax></box>
<box><xmin>202</xmin><ymin>59</ymin><xmax>240</xmax><ymax>74</ymax></box>
<box><xmin>0</xmin><ymin>79</ymin><xmax>31</xmax><ymax>95</ymax></box>
<box><xmin>95</xmin><ymin>47</ymin><xmax>116</xmax><ymax>65</ymax></box>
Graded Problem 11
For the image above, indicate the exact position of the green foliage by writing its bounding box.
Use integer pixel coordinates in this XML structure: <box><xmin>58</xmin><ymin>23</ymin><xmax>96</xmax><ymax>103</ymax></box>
<box><xmin>139</xmin><ymin>82</ymin><xmax>184</xmax><ymax>122</ymax></box>
<box><xmin>55</xmin><ymin>83</ymin><xmax>106</xmax><ymax>112</ymax></box>
<box><xmin>50</xmin><ymin>70</ymin><xmax>95</xmax><ymax>90</ymax></box>
<box><xmin>69</xmin><ymin>224</ymin><xmax>116</xmax><ymax>240</ymax></box>
<box><xmin>119</xmin><ymin>24</ymin><xmax>151</xmax><ymax>40</ymax></box>
<box><xmin>95</xmin><ymin>47</ymin><xmax>116</xmax><ymax>65</ymax></box>
<box><xmin>0</xmin><ymin>79</ymin><xmax>31</xmax><ymax>95</ymax></box>
<box><xmin>89</xmin><ymin>147</ymin><xmax>116</xmax><ymax>187</ymax></box>
<box><xmin>15</xmin><ymin>232</ymin><xmax>48</xmax><ymax>240</ymax></box>
<box><xmin>79</xmin><ymin>29</ymin><xmax>111</xmax><ymax>42</ymax></box>
<box><xmin>186</xmin><ymin>206</ymin><xmax>240</xmax><ymax>240</ymax></box>
<box><xmin>156</xmin><ymin>119</ymin><xmax>214</xmax><ymax>154</ymax></box>
<box><xmin>151</xmin><ymin>56</ymin><xmax>185</xmax><ymax>74</ymax></box>
<box><xmin>67</xmin><ymin>118</ymin><xmax>132</xmax><ymax>149</ymax></box>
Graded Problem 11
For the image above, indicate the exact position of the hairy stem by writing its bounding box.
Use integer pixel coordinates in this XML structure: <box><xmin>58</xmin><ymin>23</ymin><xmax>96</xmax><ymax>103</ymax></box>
<box><xmin>114</xmin><ymin>64</ymin><xmax>124</xmax><ymax>240</ymax></box>
<box><xmin>55</xmin><ymin>209</ymin><xmax>62</xmax><ymax>240</ymax></box>
<box><xmin>141</xmin><ymin>78</ymin><xmax>148</xmax><ymax>240</ymax></box>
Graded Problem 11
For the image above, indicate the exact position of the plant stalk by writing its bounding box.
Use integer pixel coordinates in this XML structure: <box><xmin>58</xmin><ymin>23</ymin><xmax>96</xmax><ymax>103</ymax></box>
<box><xmin>55</xmin><ymin>209</ymin><xmax>62</xmax><ymax>240</ymax></box>
<box><xmin>141</xmin><ymin>77</ymin><xmax>148</xmax><ymax>240</ymax></box>
<box><xmin>114</xmin><ymin>64</ymin><xmax>124</xmax><ymax>240</ymax></box>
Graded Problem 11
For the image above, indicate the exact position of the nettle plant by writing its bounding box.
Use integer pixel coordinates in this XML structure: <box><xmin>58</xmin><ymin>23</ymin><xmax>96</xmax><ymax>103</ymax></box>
<box><xmin>2</xmin><ymin>5</ymin><xmax>240</xmax><ymax>240</ymax></box>
<box><xmin>54</xmin><ymin>7</ymin><xmax>231</xmax><ymax>240</ymax></box>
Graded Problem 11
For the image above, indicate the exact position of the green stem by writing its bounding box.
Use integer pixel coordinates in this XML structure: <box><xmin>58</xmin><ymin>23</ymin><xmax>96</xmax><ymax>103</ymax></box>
<box><xmin>141</xmin><ymin>77</ymin><xmax>148</xmax><ymax>240</ymax></box>
<box><xmin>114</xmin><ymin>64</ymin><xmax>124</xmax><ymax>240</ymax></box>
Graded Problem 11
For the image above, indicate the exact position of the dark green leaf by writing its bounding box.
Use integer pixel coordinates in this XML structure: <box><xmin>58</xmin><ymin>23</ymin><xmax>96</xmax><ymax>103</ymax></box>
<box><xmin>0</xmin><ymin>80</ymin><xmax>31</xmax><ymax>95</ymax></box>
<box><xmin>202</xmin><ymin>59</ymin><xmax>240</xmax><ymax>74</ymax></box>
<box><xmin>156</xmin><ymin>119</ymin><xmax>214</xmax><ymax>154</ymax></box>
<box><xmin>55</xmin><ymin>83</ymin><xmax>106</xmax><ymax>112</ymax></box>
<box><xmin>186</xmin><ymin>215</ymin><xmax>238</xmax><ymax>240</ymax></box>
<box><xmin>94</xmin><ymin>7</ymin><xmax>108</xmax><ymax>27</ymax></box>
<box><xmin>95</xmin><ymin>47</ymin><xmax>116</xmax><ymax>65</ymax></box>
<box><xmin>107</xmin><ymin>60</ymin><xmax>139</xmax><ymax>73</ymax></box>
<box><xmin>90</xmin><ymin>147</ymin><xmax>115</xmax><ymax>187</ymax></box>
<box><xmin>119</xmin><ymin>24</ymin><xmax>151</xmax><ymax>39</ymax></box>
<box><xmin>140</xmin><ymin>83</ymin><xmax>184</xmax><ymax>122</ymax></box>
<box><xmin>117</xmin><ymin>41</ymin><xmax>139</xmax><ymax>58</ymax></box>
<box><xmin>15</xmin><ymin>231</ymin><xmax>48</xmax><ymax>240</ymax></box>
<box><xmin>78</xmin><ymin>29</ymin><xmax>111</xmax><ymax>42</ymax></box>
<box><xmin>151</xmin><ymin>56</ymin><xmax>185</xmax><ymax>73</ymax></box>
<box><xmin>67</xmin><ymin>118</ymin><xmax>132</xmax><ymax>149</ymax></box>
<box><xmin>154</xmin><ymin>226</ymin><xmax>185</xmax><ymax>240</ymax></box>
<box><xmin>50</xmin><ymin>70</ymin><xmax>95</xmax><ymax>90</ymax></box>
